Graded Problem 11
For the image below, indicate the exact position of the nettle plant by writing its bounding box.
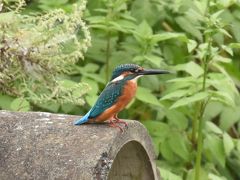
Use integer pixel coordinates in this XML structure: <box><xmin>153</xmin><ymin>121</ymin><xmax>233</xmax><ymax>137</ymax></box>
<box><xmin>159</xmin><ymin>1</ymin><xmax>240</xmax><ymax>180</ymax></box>
<box><xmin>0</xmin><ymin>0</ymin><xmax>91</xmax><ymax>111</ymax></box>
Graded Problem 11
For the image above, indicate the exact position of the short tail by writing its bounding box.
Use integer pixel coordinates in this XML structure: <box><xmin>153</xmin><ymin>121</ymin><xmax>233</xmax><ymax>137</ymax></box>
<box><xmin>74</xmin><ymin>110</ymin><xmax>91</xmax><ymax>125</ymax></box>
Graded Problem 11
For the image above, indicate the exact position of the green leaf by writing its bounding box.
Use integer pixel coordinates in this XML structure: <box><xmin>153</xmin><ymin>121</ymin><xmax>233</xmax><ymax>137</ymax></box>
<box><xmin>212</xmin><ymin>55</ymin><xmax>232</xmax><ymax>63</ymax></box>
<box><xmin>170</xmin><ymin>92</ymin><xmax>208</xmax><ymax>109</ymax></box>
<box><xmin>231</xmin><ymin>20</ymin><xmax>240</xmax><ymax>42</ymax></box>
<box><xmin>211</xmin><ymin>10</ymin><xmax>225</xmax><ymax>20</ymax></box>
<box><xmin>135</xmin><ymin>20</ymin><xmax>153</xmax><ymax>37</ymax></box>
<box><xmin>223</xmin><ymin>132</ymin><xmax>234</xmax><ymax>156</ymax></box>
<box><xmin>0</xmin><ymin>94</ymin><xmax>14</xmax><ymax>110</ymax></box>
<box><xmin>160</xmin><ymin>139</ymin><xmax>176</xmax><ymax>163</ymax></box>
<box><xmin>174</xmin><ymin>61</ymin><xmax>204</xmax><ymax>78</ymax></box>
<box><xmin>82</xmin><ymin>78</ymin><xmax>99</xmax><ymax>95</ymax></box>
<box><xmin>209</xmin><ymin>91</ymin><xmax>235</xmax><ymax>107</ymax></box>
<box><xmin>168</xmin><ymin>132</ymin><xmax>190</xmax><ymax>161</ymax></box>
<box><xmin>229</xmin><ymin>43</ymin><xmax>240</xmax><ymax>49</ymax></box>
<box><xmin>10</xmin><ymin>98</ymin><xmax>30</xmax><ymax>112</ymax></box>
<box><xmin>85</xmin><ymin>95</ymin><xmax>98</xmax><ymax>107</ymax></box>
<box><xmin>82</xmin><ymin>73</ymin><xmax>105</xmax><ymax>84</ymax></box>
<box><xmin>206</xmin><ymin>121</ymin><xmax>222</xmax><ymax>134</ymax></box>
<box><xmin>120</xmin><ymin>13</ymin><xmax>137</xmax><ymax>22</ymax></box>
<box><xmin>116</xmin><ymin>19</ymin><xmax>137</xmax><ymax>30</ymax></box>
<box><xmin>142</xmin><ymin>120</ymin><xmax>170</xmax><ymax>137</ymax></box>
<box><xmin>37</xmin><ymin>102</ymin><xmax>60</xmax><ymax>113</ymax></box>
<box><xmin>166</xmin><ymin>110</ymin><xmax>188</xmax><ymax>130</ymax></box>
<box><xmin>158</xmin><ymin>167</ymin><xmax>182</xmax><ymax>180</ymax></box>
<box><xmin>140</xmin><ymin>75</ymin><xmax>162</xmax><ymax>92</ymax></box>
<box><xmin>136</xmin><ymin>87</ymin><xmax>162</xmax><ymax>106</ymax></box>
<box><xmin>204</xmin><ymin>102</ymin><xmax>223</xmax><ymax>121</ymax></box>
<box><xmin>86</xmin><ymin>16</ymin><xmax>106</xmax><ymax>24</ymax></box>
<box><xmin>205</xmin><ymin>134</ymin><xmax>225</xmax><ymax>167</ymax></box>
<box><xmin>143</xmin><ymin>55</ymin><xmax>163</xmax><ymax>67</ymax></box>
<box><xmin>151</xmin><ymin>33</ymin><xmax>188</xmax><ymax>43</ymax></box>
<box><xmin>133</xmin><ymin>54</ymin><xmax>163</xmax><ymax>67</ymax></box>
<box><xmin>208</xmin><ymin>73</ymin><xmax>239</xmax><ymax>98</ymax></box>
<box><xmin>184</xmin><ymin>61</ymin><xmax>204</xmax><ymax>78</ymax></box>
<box><xmin>220</xmin><ymin>107</ymin><xmax>240</xmax><ymax>130</ymax></box>
<box><xmin>217</xmin><ymin>0</ymin><xmax>236</xmax><ymax>8</ymax></box>
<box><xmin>167</xmin><ymin>76</ymin><xmax>195</xmax><ymax>83</ymax></box>
<box><xmin>221</xmin><ymin>45</ymin><xmax>233</xmax><ymax>56</ymax></box>
<box><xmin>219</xmin><ymin>28</ymin><xmax>232</xmax><ymax>38</ymax></box>
<box><xmin>186</xmin><ymin>168</ymin><xmax>208</xmax><ymax>180</ymax></box>
<box><xmin>132</xmin><ymin>55</ymin><xmax>145</xmax><ymax>62</ymax></box>
<box><xmin>187</xmin><ymin>39</ymin><xmax>198</xmax><ymax>53</ymax></box>
<box><xmin>93</xmin><ymin>8</ymin><xmax>108</xmax><ymax>13</ymax></box>
<box><xmin>109</xmin><ymin>21</ymin><xmax>128</xmax><ymax>32</ymax></box>
<box><xmin>61</xmin><ymin>103</ymin><xmax>75</xmax><ymax>113</ymax></box>
<box><xmin>208</xmin><ymin>173</ymin><xmax>228</xmax><ymax>180</ymax></box>
<box><xmin>161</xmin><ymin>89</ymin><xmax>190</xmax><ymax>100</ymax></box>
<box><xmin>89</xmin><ymin>24</ymin><xmax>108</xmax><ymax>30</ymax></box>
<box><xmin>152</xmin><ymin>137</ymin><xmax>161</xmax><ymax>156</ymax></box>
<box><xmin>83</xmin><ymin>63</ymin><xmax>99</xmax><ymax>73</ymax></box>
<box><xmin>175</xmin><ymin>16</ymin><xmax>202</xmax><ymax>41</ymax></box>
<box><xmin>193</xmin><ymin>1</ymin><xmax>207</xmax><ymax>15</ymax></box>
<box><xmin>131</xmin><ymin>0</ymin><xmax>159</xmax><ymax>25</ymax></box>
<box><xmin>237</xmin><ymin>140</ymin><xmax>240</xmax><ymax>152</ymax></box>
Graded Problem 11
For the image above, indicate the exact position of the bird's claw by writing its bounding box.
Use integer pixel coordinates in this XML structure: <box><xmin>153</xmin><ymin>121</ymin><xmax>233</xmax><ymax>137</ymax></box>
<box><xmin>116</xmin><ymin>119</ymin><xmax>128</xmax><ymax>128</ymax></box>
<box><xmin>108</xmin><ymin>121</ymin><xmax>124</xmax><ymax>132</ymax></box>
<box><xmin>108</xmin><ymin>117</ymin><xmax>128</xmax><ymax>132</ymax></box>
<box><xmin>113</xmin><ymin>115</ymin><xmax>128</xmax><ymax>128</ymax></box>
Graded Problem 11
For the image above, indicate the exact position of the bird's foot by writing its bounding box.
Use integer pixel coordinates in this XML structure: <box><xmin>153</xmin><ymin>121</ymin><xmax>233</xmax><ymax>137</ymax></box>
<box><xmin>115</xmin><ymin>119</ymin><xmax>128</xmax><ymax>128</ymax></box>
<box><xmin>108</xmin><ymin>120</ymin><xmax>124</xmax><ymax>132</ymax></box>
<box><xmin>113</xmin><ymin>115</ymin><xmax>128</xmax><ymax>128</ymax></box>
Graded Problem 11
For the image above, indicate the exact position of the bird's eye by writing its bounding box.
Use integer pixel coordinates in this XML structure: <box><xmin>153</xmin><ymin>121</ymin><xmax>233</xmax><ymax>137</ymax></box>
<box><xmin>129</xmin><ymin>69</ymin><xmax>140</xmax><ymax>73</ymax></box>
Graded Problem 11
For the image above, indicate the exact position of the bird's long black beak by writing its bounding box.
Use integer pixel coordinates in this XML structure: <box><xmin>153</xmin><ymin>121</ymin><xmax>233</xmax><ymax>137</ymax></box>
<box><xmin>137</xmin><ymin>69</ymin><xmax>171</xmax><ymax>76</ymax></box>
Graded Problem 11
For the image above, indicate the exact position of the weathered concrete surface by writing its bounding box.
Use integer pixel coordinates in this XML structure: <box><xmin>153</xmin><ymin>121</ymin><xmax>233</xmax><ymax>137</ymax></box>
<box><xmin>0</xmin><ymin>111</ymin><xmax>160</xmax><ymax>180</ymax></box>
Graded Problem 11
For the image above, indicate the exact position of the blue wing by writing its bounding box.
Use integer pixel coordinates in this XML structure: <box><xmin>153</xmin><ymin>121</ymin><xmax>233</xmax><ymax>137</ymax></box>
<box><xmin>89</xmin><ymin>81</ymin><xmax>124</xmax><ymax>118</ymax></box>
<box><xmin>74</xmin><ymin>81</ymin><xmax>126</xmax><ymax>125</ymax></box>
<box><xmin>74</xmin><ymin>81</ymin><xmax>125</xmax><ymax>125</ymax></box>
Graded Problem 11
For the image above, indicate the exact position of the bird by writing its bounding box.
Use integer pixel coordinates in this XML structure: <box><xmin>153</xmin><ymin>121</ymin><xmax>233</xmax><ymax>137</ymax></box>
<box><xmin>74</xmin><ymin>64</ymin><xmax>170</xmax><ymax>131</ymax></box>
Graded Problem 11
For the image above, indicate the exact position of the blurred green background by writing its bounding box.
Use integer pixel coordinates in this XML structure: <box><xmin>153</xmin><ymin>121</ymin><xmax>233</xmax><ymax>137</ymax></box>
<box><xmin>1</xmin><ymin>0</ymin><xmax>240</xmax><ymax>179</ymax></box>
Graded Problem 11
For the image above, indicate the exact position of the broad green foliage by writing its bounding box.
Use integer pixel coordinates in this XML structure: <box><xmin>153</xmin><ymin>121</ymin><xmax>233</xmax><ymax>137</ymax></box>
<box><xmin>1</xmin><ymin>0</ymin><xmax>240</xmax><ymax>180</ymax></box>
<box><xmin>82</xmin><ymin>1</ymin><xmax>240</xmax><ymax>180</ymax></box>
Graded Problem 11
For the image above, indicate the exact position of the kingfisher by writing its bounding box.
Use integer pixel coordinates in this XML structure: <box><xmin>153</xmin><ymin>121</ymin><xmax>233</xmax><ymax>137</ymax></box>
<box><xmin>74</xmin><ymin>64</ymin><xmax>170</xmax><ymax>131</ymax></box>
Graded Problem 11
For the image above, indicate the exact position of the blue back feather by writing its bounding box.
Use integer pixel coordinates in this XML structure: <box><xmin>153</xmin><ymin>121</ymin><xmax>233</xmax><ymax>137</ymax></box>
<box><xmin>89</xmin><ymin>75</ymin><xmax>136</xmax><ymax>119</ymax></box>
<box><xmin>74</xmin><ymin>82</ymin><xmax>123</xmax><ymax>125</ymax></box>
<box><xmin>89</xmin><ymin>82</ymin><xmax>123</xmax><ymax>118</ymax></box>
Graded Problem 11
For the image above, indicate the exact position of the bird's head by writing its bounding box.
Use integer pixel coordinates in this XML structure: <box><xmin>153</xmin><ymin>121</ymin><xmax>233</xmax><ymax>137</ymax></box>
<box><xmin>110</xmin><ymin>64</ymin><xmax>170</xmax><ymax>82</ymax></box>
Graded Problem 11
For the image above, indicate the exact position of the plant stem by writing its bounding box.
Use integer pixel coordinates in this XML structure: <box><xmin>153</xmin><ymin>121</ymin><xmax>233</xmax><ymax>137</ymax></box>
<box><xmin>194</xmin><ymin>37</ymin><xmax>212</xmax><ymax>180</ymax></box>
<box><xmin>191</xmin><ymin>103</ymin><xmax>199</xmax><ymax>145</ymax></box>
<box><xmin>194</xmin><ymin>102</ymin><xmax>204</xmax><ymax>180</ymax></box>
<box><xmin>105</xmin><ymin>31</ymin><xmax>111</xmax><ymax>83</ymax></box>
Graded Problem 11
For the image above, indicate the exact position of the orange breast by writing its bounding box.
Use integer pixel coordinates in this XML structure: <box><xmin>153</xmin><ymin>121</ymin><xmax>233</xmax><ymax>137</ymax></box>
<box><xmin>93</xmin><ymin>80</ymin><xmax>137</xmax><ymax>122</ymax></box>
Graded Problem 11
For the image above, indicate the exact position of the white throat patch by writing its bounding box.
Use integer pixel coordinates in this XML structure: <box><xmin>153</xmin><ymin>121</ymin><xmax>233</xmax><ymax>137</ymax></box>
<box><xmin>111</xmin><ymin>74</ymin><xmax>143</xmax><ymax>83</ymax></box>
<box><xmin>111</xmin><ymin>75</ymin><xmax>124</xmax><ymax>82</ymax></box>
